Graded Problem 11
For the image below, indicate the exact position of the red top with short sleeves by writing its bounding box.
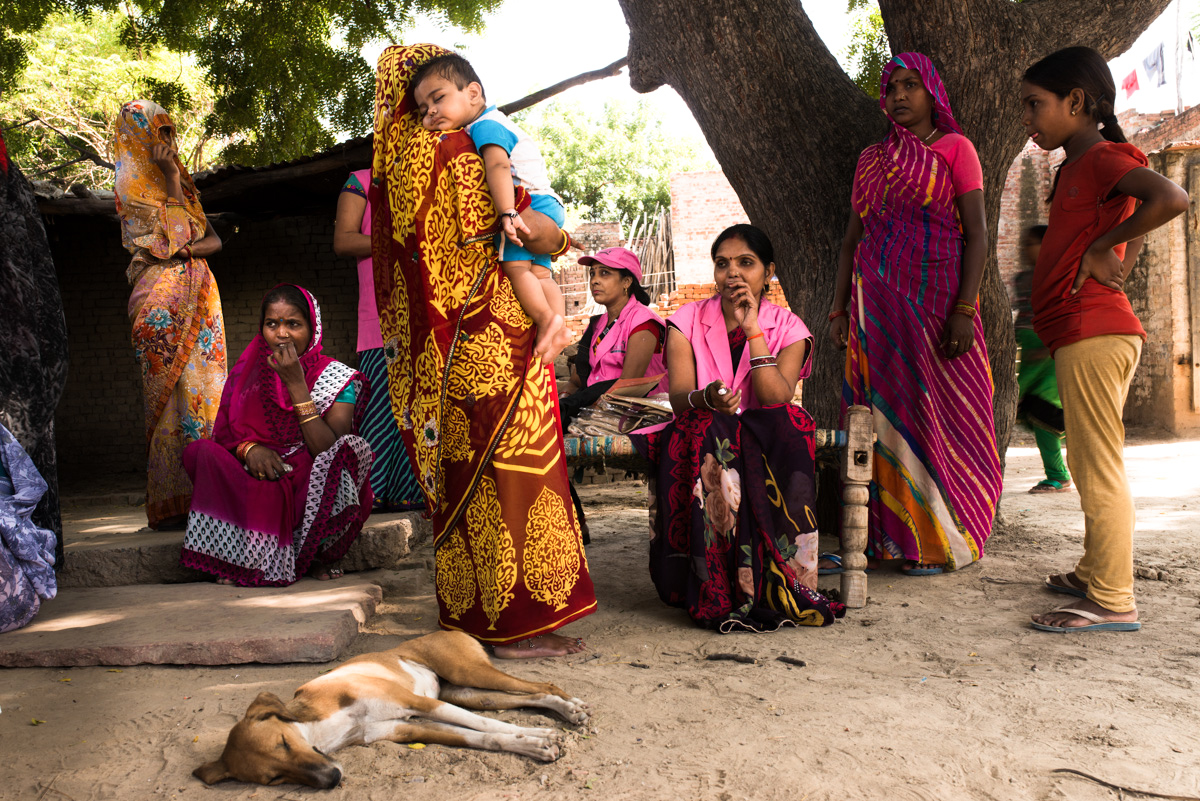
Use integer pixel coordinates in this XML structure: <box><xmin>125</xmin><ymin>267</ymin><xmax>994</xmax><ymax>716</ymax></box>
<box><xmin>1032</xmin><ymin>141</ymin><xmax>1148</xmax><ymax>354</ymax></box>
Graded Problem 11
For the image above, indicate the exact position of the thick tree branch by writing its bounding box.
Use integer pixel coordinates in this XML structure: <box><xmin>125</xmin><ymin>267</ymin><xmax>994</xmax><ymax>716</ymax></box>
<box><xmin>26</xmin><ymin>114</ymin><xmax>115</xmax><ymax>170</ymax></box>
<box><xmin>498</xmin><ymin>58</ymin><xmax>629</xmax><ymax>116</ymax></box>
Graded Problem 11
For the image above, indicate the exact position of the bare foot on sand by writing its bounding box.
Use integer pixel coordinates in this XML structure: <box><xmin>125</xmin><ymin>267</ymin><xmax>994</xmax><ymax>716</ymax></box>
<box><xmin>493</xmin><ymin>633</ymin><xmax>587</xmax><ymax>659</ymax></box>
<box><xmin>1031</xmin><ymin>597</ymin><xmax>1140</xmax><ymax>631</ymax></box>
<box><xmin>534</xmin><ymin>315</ymin><xmax>571</xmax><ymax>364</ymax></box>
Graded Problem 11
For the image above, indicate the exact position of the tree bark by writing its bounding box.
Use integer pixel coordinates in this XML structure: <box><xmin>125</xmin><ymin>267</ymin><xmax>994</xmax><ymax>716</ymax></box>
<box><xmin>619</xmin><ymin>0</ymin><xmax>1171</xmax><ymax>513</ymax></box>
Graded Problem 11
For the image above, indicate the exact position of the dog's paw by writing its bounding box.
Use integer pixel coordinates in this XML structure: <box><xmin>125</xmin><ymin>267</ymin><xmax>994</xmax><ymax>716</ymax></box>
<box><xmin>532</xmin><ymin>738</ymin><xmax>561</xmax><ymax>762</ymax></box>
<box><xmin>561</xmin><ymin>697</ymin><xmax>590</xmax><ymax>726</ymax></box>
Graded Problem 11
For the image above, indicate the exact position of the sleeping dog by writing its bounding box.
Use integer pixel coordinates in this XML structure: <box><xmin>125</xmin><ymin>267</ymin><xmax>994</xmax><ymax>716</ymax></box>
<box><xmin>193</xmin><ymin>631</ymin><xmax>589</xmax><ymax>788</ymax></box>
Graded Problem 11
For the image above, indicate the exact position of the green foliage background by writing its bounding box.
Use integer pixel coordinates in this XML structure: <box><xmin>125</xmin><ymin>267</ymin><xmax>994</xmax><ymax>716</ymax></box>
<box><xmin>2</xmin><ymin>0</ymin><xmax>499</xmax><ymax>167</ymax></box>
<box><xmin>0</xmin><ymin>11</ymin><xmax>213</xmax><ymax>187</ymax></box>
<box><xmin>520</xmin><ymin>99</ymin><xmax>716</xmax><ymax>225</ymax></box>
<box><xmin>844</xmin><ymin>0</ymin><xmax>890</xmax><ymax>99</ymax></box>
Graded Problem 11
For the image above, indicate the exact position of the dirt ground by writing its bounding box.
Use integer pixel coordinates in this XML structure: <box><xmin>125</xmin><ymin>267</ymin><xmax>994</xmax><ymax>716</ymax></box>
<box><xmin>2</xmin><ymin>434</ymin><xmax>1199</xmax><ymax>801</ymax></box>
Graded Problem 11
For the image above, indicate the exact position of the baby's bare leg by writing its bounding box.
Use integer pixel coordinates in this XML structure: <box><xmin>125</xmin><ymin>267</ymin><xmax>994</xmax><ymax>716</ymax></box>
<box><xmin>502</xmin><ymin>260</ymin><xmax>554</xmax><ymax>329</ymax></box>
<box><xmin>501</xmin><ymin>260</ymin><xmax>570</xmax><ymax>363</ymax></box>
<box><xmin>531</xmin><ymin>264</ymin><xmax>566</xmax><ymax>318</ymax></box>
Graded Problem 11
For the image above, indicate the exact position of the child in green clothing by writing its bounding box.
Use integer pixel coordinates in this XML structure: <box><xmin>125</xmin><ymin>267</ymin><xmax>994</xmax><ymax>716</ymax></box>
<box><xmin>1014</xmin><ymin>225</ymin><xmax>1071</xmax><ymax>493</ymax></box>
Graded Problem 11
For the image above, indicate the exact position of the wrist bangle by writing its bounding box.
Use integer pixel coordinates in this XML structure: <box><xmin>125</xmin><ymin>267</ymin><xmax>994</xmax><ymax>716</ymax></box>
<box><xmin>299</xmin><ymin>414</ymin><xmax>320</xmax><ymax>425</ymax></box>
<box><xmin>237</xmin><ymin>441</ymin><xmax>260</xmax><ymax>462</ymax></box>
<box><xmin>687</xmin><ymin>390</ymin><xmax>698</xmax><ymax>410</ymax></box>
<box><xmin>701</xmin><ymin>385</ymin><xmax>716</xmax><ymax>410</ymax></box>
<box><xmin>746</xmin><ymin>331</ymin><xmax>764</xmax><ymax>342</ymax></box>
<box><xmin>828</xmin><ymin>309</ymin><xmax>849</xmax><ymax>321</ymax></box>
<box><xmin>294</xmin><ymin>400</ymin><xmax>317</xmax><ymax>418</ymax></box>
<box><xmin>953</xmin><ymin>302</ymin><xmax>977</xmax><ymax>319</ymax></box>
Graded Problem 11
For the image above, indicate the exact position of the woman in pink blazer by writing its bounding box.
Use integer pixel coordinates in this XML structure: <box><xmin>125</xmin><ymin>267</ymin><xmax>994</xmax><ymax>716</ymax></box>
<box><xmin>559</xmin><ymin>247</ymin><xmax>666</xmax><ymax>543</ymax></box>
<box><xmin>636</xmin><ymin>224</ymin><xmax>844</xmax><ymax>632</ymax></box>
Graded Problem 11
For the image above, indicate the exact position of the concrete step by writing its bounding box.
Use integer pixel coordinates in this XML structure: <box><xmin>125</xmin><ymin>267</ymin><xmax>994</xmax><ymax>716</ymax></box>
<box><xmin>59</xmin><ymin>501</ymin><xmax>431</xmax><ymax>588</ymax></box>
<box><xmin>0</xmin><ymin>578</ymin><xmax>385</xmax><ymax>667</ymax></box>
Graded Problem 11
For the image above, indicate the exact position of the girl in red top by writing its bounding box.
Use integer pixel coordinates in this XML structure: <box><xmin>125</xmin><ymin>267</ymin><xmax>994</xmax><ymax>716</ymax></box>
<box><xmin>1020</xmin><ymin>46</ymin><xmax>1188</xmax><ymax>632</ymax></box>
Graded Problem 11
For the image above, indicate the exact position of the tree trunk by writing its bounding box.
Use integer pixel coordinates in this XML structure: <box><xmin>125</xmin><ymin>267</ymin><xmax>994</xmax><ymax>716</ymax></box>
<box><xmin>619</xmin><ymin>0</ymin><xmax>1170</xmax><ymax>515</ymax></box>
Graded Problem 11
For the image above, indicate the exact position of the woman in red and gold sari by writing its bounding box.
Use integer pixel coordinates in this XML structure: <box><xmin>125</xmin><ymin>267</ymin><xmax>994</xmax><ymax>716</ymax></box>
<box><xmin>371</xmin><ymin>45</ymin><xmax>595</xmax><ymax>658</ymax></box>
<box><xmin>114</xmin><ymin>100</ymin><xmax>227</xmax><ymax>529</ymax></box>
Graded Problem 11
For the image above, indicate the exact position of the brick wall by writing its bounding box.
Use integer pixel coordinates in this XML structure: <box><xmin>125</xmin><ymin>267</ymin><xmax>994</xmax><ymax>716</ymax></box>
<box><xmin>556</xmin><ymin>221</ymin><xmax>621</xmax><ymax>321</ymax></box>
<box><xmin>996</xmin><ymin>142</ymin><xmax>1054</xmax><ymax>291</ymax></box>
<box><xmin>48</xmin><ymin>213</ymin><xmax>360</xmax><ymax>480</ymax></box>
<box><xmin>669</xmin><ymin>171</ymin><xmax>749</xmax><ymax>286</ymax></box>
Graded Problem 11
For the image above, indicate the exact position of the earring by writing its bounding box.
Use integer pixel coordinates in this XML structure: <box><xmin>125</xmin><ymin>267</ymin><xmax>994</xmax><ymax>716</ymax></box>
<box><xmin>1071</xmin><ymin>109</ymin><xmax>1077</xmax><ymax>116</ymax></box>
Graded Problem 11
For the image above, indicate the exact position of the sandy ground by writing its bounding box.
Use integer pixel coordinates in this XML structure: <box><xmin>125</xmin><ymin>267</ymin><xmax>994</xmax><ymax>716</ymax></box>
<box><xmin>3</xmin><ymin>434</ymin><xmax>1200</xmax><ymax>801</ymax></box>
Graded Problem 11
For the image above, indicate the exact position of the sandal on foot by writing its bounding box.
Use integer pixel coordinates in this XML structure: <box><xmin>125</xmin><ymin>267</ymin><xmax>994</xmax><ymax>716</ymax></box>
<box><xmin>901</xmin><ymin>562</ymin><xmax>944</xmax><ymax>576</ymax></box>
<box><xmin>1030</xmin><ymin>607</ymin><xmax>1141</xmax><ymax>633</ymax></box>
<box><xmin>817</xmin><ymin>553</ymin><xmax>843</xmax><ymax>575</ymax></box>
<box><xmin>1030</xmin><ymin>479</ymin><xmax>1072</xmax><ymax>494</ymax></box>
<box><xmin>1044</xmin><ymin>572</ymin><xmax>1087</xmax><ymax>599</ymax></box>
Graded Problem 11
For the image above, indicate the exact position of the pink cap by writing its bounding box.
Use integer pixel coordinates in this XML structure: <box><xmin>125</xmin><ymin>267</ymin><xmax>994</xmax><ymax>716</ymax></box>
<box><xmin>578</xmin><ymin>247</ymin><xmax>643</xmax><ymax>283</ymax></box>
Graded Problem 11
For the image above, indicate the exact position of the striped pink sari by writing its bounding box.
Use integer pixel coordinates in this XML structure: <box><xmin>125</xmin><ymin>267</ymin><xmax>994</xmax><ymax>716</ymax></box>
<box><xmin>842</xmin><ymin>53</ymin><xmax>1001</xmax><ymax>570</ymax></box>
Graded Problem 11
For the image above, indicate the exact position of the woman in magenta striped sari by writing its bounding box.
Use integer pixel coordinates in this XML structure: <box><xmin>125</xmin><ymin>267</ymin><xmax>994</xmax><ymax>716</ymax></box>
<box><xmin>828</xmin><ymin>52</ymin><xmax>1001</xmax><ymax>574</ymax></box>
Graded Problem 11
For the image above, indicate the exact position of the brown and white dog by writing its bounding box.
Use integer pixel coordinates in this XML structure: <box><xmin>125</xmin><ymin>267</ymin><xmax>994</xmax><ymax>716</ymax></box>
<box><xmin>193</xmin><ymin>631</ymin><xmax>589</xmax><ymax>788</ymax></box>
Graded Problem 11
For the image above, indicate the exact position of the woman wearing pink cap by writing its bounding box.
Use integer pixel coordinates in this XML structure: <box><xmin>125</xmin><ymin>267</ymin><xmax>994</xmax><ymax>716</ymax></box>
<box><xmin>559</xmin><ymin>247</ymin><xmax>666</xmax><ymax>541</ymax></box>
<box><xmin>635</xmin><ymin>224</ymin><xmax>844</xmax><ymax>632</ymax></box>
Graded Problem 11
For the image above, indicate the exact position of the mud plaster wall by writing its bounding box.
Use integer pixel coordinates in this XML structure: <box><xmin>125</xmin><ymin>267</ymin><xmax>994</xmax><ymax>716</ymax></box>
<box><xmin>48</xmin><ymin>214</ymin><xmax>360</xmax><ymax>481</ymax></box>
<box><xmin>1125</xmin><ymin>150</ymin><xmax>1200</xmax><ymax>434</ymax></box>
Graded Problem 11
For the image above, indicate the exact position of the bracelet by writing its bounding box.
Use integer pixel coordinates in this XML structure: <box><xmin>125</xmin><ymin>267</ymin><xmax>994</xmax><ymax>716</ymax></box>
<box><xmin>237</xmin><ymin>441</ymin><xmax>260</xmax><ymax>462</ymax></box>
<box><xmin>750</xmin><ymin>354</ymin><xmax>776</xmax><ymax>364</ymax></box>
<box><xmin>500</xmin><ymin>209</ymin><xmax>519</xmax><ymax>220</ymax></box>
<box><xmin>953</xmin><ymin>302</ymin><xmax>977</xmax><ymax>319</ymax></box>
<box><xmin>181</xmin><ymin>245</ymin><xmax>193</xmax><ymax>261</ymax></box>
<box><xmin>746</xmin><ymin>331</ymin><xmax>764</xmax><ymax>342</ymax></box>
<box><xmin>294</xmin><ymin>400</ymin><xmax>317</xmax><ymax>418</ymax></box>
<box><xmin>700</xmin><ymin>385</ymin><xmax>717</xmax><ymax>410</ymax></box>
<box><xmin>687</xmin><ymin>390</ymin><xmax>698</xmax><ymax>410</ymax></box>
<box><xmin>750</xmin><ymin>362</ymin><xmax>776</xmax><ymax>371</ymax></box>
<box><xmin>298</xmin><ymin>414</ymin><xmax>320</xmax><ymax>425</ymax></box>
<box><xmin>828</xmin><ymin>309</ymin><xmax>849</xmax><ymax>321</ymax></box>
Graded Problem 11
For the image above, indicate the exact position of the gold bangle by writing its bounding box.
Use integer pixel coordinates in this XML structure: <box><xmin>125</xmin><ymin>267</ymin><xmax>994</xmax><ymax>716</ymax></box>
<box><xmin>238</xmin><ymin>441</ymin><xmax>260</xmax><ymax>462</ymax></box>
<box><xmin>298</xmin><ymin>414</ymin><xmax>320</xmax><ymax>425</ymax></box>
<box><xmin>294</xmin><ymin>400</ymin><xmax>317</xmax><ymax>418</ymax></box>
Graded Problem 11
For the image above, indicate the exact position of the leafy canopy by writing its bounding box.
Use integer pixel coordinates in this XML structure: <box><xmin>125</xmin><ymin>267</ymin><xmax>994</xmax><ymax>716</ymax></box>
<box><xmin>522</xmin><ymin>99</ymin><xmax>716</xmax><ymax>224</ymax></box>
<box><xmin>0</xmin><ymin>10</ymin><xmax>213</xmax><ymax>187</ymax></box>
<box><xmin>2</xmin><ymin>0</ymin><xmax>500</xmax><ymax>166</ymax></box>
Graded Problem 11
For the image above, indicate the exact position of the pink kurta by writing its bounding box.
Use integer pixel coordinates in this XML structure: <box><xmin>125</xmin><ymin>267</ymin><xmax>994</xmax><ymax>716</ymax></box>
<box><xmin>351</xmin><ymin>168</ymin><xmax>384</xmax><ymax>352</ymax></box>
<box><xmin>669</xmin><ymin>294</ymin><xmax>812</xmax><ymax>411</ymax></box>
<box><xmin>586</xmin><ymin>299</ymin><xmax>666</xmax><ymax>391</ymax></box>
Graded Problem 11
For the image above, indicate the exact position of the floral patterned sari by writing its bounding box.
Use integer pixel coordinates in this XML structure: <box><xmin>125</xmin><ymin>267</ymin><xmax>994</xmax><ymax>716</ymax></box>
<box><xmin>638</xmin><ymin>327</ymin><xmax>845</xmax><ymax>632</ymax></box>
<box><xmin>114</xmin><ymin>100</ymin><xmax>227</xmax><ymax>528</ymax></box>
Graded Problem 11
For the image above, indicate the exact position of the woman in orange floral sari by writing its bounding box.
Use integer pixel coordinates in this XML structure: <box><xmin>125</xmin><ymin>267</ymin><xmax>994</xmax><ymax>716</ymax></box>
<box><xmin>371</xmin><ymin>45</ymin><xmax>595</xmax><ymax>658</ymax></box>
<box><xmin>114</xmin><ymin>100</ymin><xmax>227</xmax><ymax>528</ymax></box>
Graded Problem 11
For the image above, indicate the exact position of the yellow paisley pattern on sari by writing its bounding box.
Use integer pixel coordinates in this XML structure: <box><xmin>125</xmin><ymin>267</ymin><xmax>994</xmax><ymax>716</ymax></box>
<box><xmin>372</xmin><ymin>44</ymin><xmax>595</xmax><ymax>645</ymax></box>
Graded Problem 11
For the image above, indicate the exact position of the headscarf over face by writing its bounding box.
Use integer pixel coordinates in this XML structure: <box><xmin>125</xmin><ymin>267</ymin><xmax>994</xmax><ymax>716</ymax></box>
<box><xmin>212</xmin><ymin>285</ymin><xmax>341</xmax><ymax>452</ymax></box>
<box><xmin>113</xmin><ymin>99</ymin><xmax>206</xmax><ymax>257</ymax></box>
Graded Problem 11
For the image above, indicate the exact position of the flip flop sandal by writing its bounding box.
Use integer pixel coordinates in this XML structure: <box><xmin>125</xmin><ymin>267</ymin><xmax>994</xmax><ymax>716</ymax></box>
<box><xmin>1030</xmin><ymin>607</ymin><xmax>1141</xmax><ymax>633</ymax></box>
<box><xmin>901</xmin><ymin>562</ymin><xmax>944</xmax><ymax>576</ymax></box>
<box><xmin>1029</xmin><ymin>479</ymin><xmax>1072</xmax><ymax>494</ymax></box>
<box><xmin>1044</xmin><ymin>573</ymin><xmax>1087</xmax><ymax>599</ymax></box>
<box><xmin>817</xmin><ymin>552</ymin><xmax>843</xmax><ymax>575</ymax></box>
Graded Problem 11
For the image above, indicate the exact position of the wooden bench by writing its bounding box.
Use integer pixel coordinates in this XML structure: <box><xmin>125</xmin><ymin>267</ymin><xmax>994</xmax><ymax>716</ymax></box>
<box><xmin>562</xmin><ymin>405</ymin><xmax>873</xmax><ymax>607</ymax></box>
